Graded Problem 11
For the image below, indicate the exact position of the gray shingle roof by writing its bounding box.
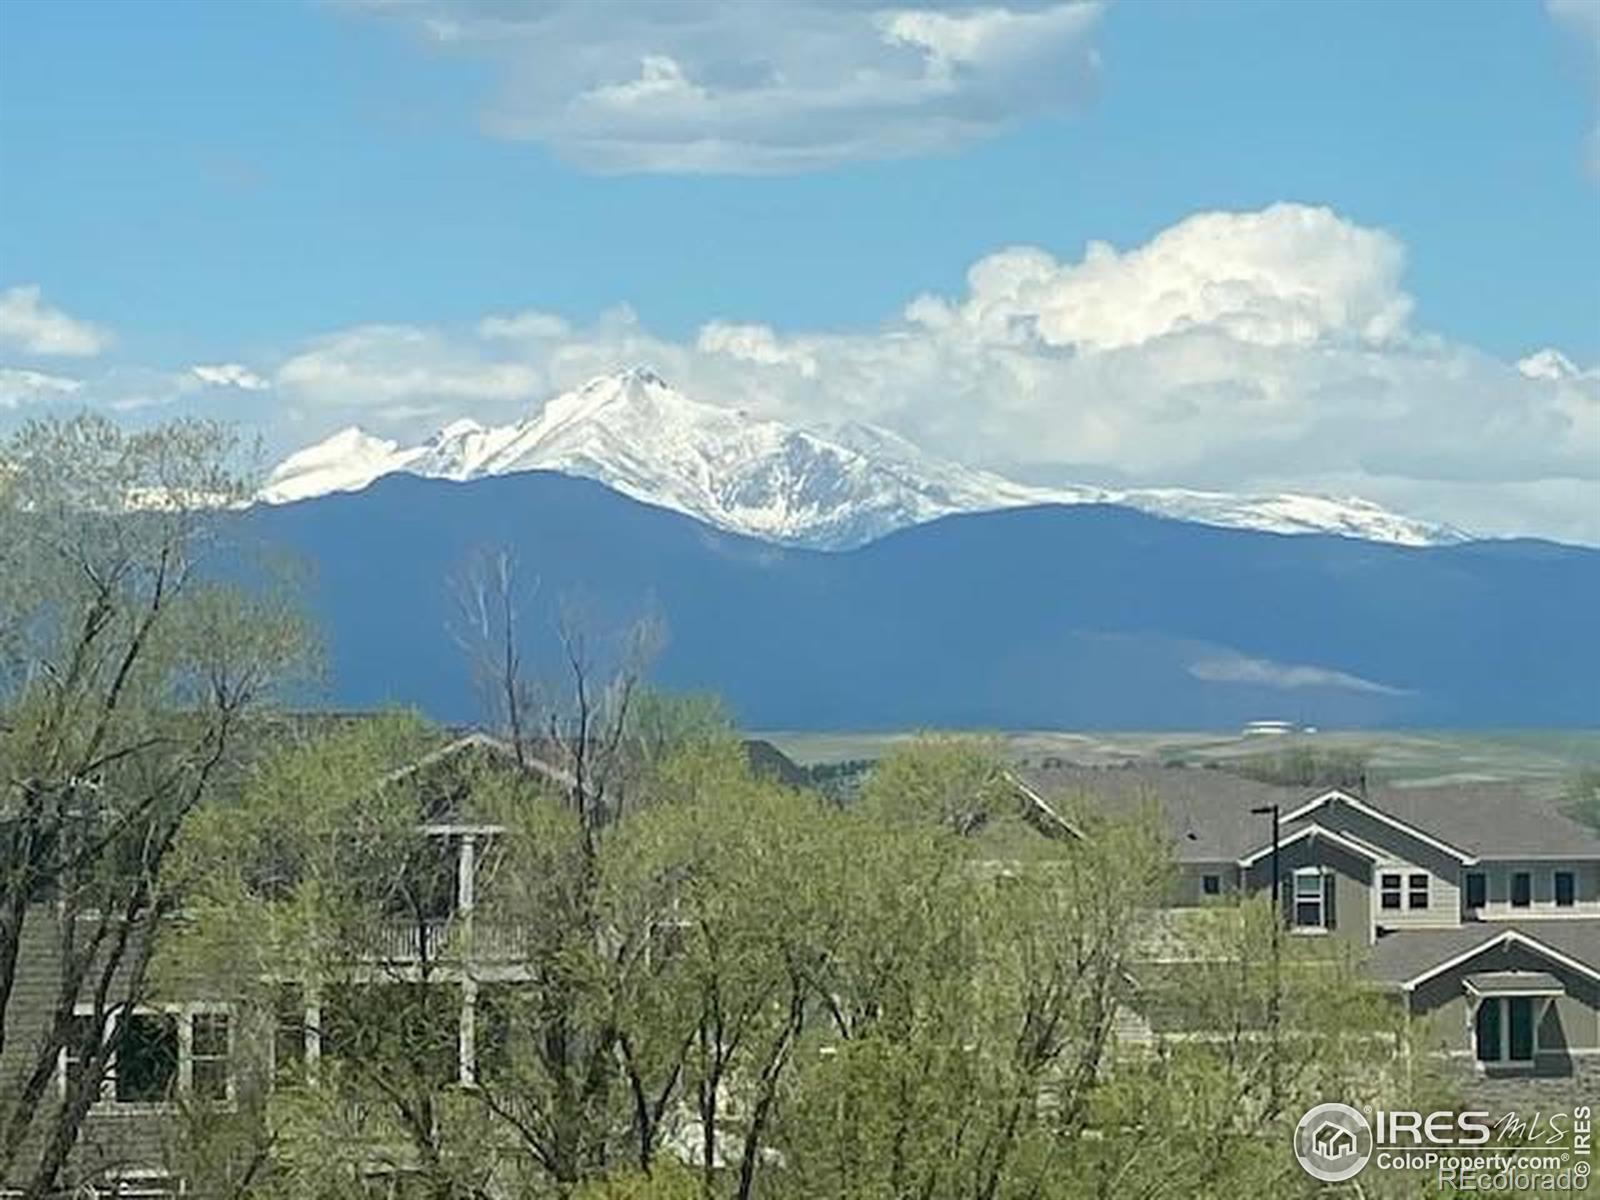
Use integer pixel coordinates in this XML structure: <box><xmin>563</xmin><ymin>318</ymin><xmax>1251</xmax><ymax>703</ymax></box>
<box><xmin>1352</xmin><ymin>784</ymin><xmax>1600</xmax><ymax>860</ymax></box>
<box><xmin>1016</xmin><ymin>765</ymin><xmax>1301</xmax><ymax>862</ymax></box>
<box><xmin>1020</xmin><ymin>766</ymin><xmax>1600</xmax><ymax>864</ymax></box>
<box><xmin>1464</xmin><ymin>971</ymin><xmax>1564</xmax><ymax>996</ymax></box>
<box><xmin>1365</xmin><ymin>920</ymin><xmax>1600</xmax><ymax>988</ymax></box>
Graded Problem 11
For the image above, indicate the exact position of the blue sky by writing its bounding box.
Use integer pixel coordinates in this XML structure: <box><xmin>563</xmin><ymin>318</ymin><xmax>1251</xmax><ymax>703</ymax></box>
<box><xmin>1</xmin><ymin>0</ymin><xmax>1597</xmax><ymax>541</ymax></box>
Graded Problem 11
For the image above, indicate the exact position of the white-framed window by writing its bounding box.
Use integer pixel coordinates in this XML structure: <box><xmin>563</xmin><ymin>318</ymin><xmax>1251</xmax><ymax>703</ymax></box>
<box><xmin>1380</xmin><ymin>872</ymin><xmax>1402</xmax><ymax>911</ymax></box>
<box><xmin>1464</xmin><ymin>872</ymin><xmax>1487</xmax><ymax>910</ymax></box>
<box><xmin>1292</xmin><ymin>868</ymin><xmax>1330</xmax><ymax>931</ymax></box>
<box><xmin>1408</xmin><ymin>873</ymin><xmax>1430</xmax><ymax>910</ymax></box>
<box><xmin>59</xmin><ymin>1004</ymin><xmax>233</xmax><ymax>1108</ymax></box>
<box><xmin>1512</xmin><ymin>872</ymin><xmax>1532</xmax><ymax>908</ymax></box>
<box><xmin>1474</xmin><ymin>996</ymin><xmax>1540</xmax><ymax>1065</ymax></box>
<box><xmin>187</xmin><ymin>1009</ymin><xmax>233</xmax><ymax>1103</ymax></box>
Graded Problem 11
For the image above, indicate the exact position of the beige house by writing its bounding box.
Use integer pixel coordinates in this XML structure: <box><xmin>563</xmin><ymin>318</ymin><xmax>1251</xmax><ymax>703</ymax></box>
<box><xmin>1024</xmin><ymin>765</ymin><xmax>1600</xmax><ymax>1104</ymax></box>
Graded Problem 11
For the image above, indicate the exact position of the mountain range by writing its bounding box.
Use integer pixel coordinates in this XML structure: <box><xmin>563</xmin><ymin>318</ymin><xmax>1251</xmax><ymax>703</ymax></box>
<box><xmin>242</xmin><ymin>470</ymin><xmax>1599</xmax><ymax>731</ymax></box>
<box><xmin>262</xmin><ymin>368</ymin><xmax>1465</xmax><ymax>551</ymax></box>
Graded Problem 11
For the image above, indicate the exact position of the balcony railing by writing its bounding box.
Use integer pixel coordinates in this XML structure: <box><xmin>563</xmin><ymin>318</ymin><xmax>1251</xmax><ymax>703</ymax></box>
<box><xmin>358</xmin><ymin>918</ymin><xmax>532</xmax><ymax>964</ymax></box>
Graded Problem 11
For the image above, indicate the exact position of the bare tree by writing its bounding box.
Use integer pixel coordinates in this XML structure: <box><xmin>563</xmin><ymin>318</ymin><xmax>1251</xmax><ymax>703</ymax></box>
<box><xmin>450</xmin><ymin>548</ymin><xmax>662</xmax><ymax>841</ymax></box>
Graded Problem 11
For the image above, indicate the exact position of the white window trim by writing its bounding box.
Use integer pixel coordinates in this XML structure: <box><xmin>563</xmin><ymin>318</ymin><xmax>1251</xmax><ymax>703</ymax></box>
<box><xmin>60</xmin><ymin>1002</ymin><xmax>235</xmax><ymax>1114</ymax></box>
<box><xmin>1291</xmin><ymin>867</ymin><xmax>1329</xmax><ymax>933</ymax></box>
<box><xmin>1407</xmin><ymin>872</ymin><xmax>1431</xmax><ymax>911</ymax></box>
<box><xmin>183</xmin><ymin>1003</ymin><xmax>236</xmax><ymax>1106</ymax></box>
<box><xmin>1379</xmin><ymin>871</ymin><xmax>1403</xmax><ymax>913</ymax></box>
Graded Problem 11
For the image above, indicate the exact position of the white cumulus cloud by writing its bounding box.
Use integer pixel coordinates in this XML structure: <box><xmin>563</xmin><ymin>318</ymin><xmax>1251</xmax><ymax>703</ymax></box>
<box><xmin>907</xmin><ymin>204</ymin><xmax>1413</xmax><ymax>350</ymax></box>
<box><xmin>0</xmin><ymin>367</ymin><xmax>83</xmax><ymax>409</ymax></box>
<box><xmin>0</xmin><ymin>285</ymin><xmax>112</xmax><ymax>357</ymax></box>
<box><xmin>26</xmin><ymin>204</ymin><xmax>1600</xmax><ymax>544</ymax></box>
<box><xmin>477</xmin><ymin>310</ymin><xmax>572</xmax><ymax>341</ymax></box>
<box><xmin>342</xmin><ymin>0</ymin><xmax>1104</xmax><ymax>173</ymax></box>
<box><xmin>275</xmin><ymin>324</ymin><xmax>545</xmax><ymax>419</ymax></box>
<box><xmin>192</xmin><ymin>363</ymin><xmax>271</xmax><ymax>391</ymax></box>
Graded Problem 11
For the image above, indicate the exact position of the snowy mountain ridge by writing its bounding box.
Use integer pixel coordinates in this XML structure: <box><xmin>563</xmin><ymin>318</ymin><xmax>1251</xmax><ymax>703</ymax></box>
<box><xmin>261</xmin><ymin>367</ymin><xmax>1467</xmax><ymax>549</ymax></box>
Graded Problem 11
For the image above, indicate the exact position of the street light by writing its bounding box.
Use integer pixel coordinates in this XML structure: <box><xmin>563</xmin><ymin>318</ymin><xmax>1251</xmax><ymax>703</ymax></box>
<box><xmin>1250</xmin><ymin>803</ymin><xmax>1281</xmax><ymax>1114</ymax></box>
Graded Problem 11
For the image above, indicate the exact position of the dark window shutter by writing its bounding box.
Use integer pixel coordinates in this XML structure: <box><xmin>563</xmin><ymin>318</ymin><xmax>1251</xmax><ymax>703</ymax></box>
<box><xmin>1324</xmin><ymin>873</ymin><xmax>1337</xmax><ymax>930</ymax></box>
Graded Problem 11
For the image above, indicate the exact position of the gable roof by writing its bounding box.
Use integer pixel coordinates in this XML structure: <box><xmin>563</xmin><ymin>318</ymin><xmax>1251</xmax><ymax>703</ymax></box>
<box><xmin>1005</xmin><ymin>772</ymin><xmax>1085</xmax><ymax>841</ymax></box>
<box><xmin>1236</xmin><ymin>821</ymin><xmax>1384</xmax><ymax>867</ymax></box>
<box><xmin>1019</xmin><ymin>766</ymin><xmax>1600</xmax><ymax>865</ymax></box>
<box><xmin>1015</xmin><ymin>765</ymin><xmax>1301</xmax><ymax>862</ymax></box>
<box><xmin>387</xmin><ymin>731</ymin><xmax>580</xmax><ymax>792</ymax></box>
<box><xmin>1278</xmin><ymin>789</ymin><xmax>1477</xmax><ymax>865</ymax></box>
<box><xmin>1366</xmin><ymin>921</ymin><xmax>1600</xmax><ymax>990</ymax></box>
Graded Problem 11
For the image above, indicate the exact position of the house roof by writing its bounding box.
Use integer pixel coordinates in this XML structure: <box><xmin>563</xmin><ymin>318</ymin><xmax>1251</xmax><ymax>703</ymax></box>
<box><xmin>1019</xmin><ymin>766</ymin><xmax>1600</xmax><ymax>865</ymax></box>
<box><xmin>1279</xmin><ymin>790</ymin><xmax>1477</xmax><ymax>864</ymax></box>
<box><xmin>1365</xmin><ymin>921</ymin><xmax>1600</xmax><ymax>989</ymax></box>
<box><xmin>1464</xmin><ymin>971</ymin><xmax>1565</xmax><ymax>997</ymax></box>
<box><xmin>1236</xmin><ymin>822</ymin><xmax>1384</xmax><ymax>867</ymax></box>
<box><xmin>1015</xmin><ymin>765</ymin><xmax>1301</xmax><ymax>862</ymax></box>
<box><xmin>1350</xmin><ymin>785</ymin><xmax>1600</xmax><ymax>860</ymax></box>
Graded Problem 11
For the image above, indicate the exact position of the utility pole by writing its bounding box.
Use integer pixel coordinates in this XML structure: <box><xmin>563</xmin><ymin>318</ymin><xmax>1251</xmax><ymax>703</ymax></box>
<box><xmin>1251</xmin><ymin>803</ymin><xmax>1282</xmax><ymax>1115</ymax></box>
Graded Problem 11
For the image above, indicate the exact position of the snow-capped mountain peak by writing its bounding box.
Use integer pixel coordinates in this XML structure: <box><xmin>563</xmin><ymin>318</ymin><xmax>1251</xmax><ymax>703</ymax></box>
<box><xmin>260</xmin><ymin>426</ymin><xmax>421</xmax><ymax>503</ymax></box>
<box><xmin>261</xmin><ymin>368</ymin><xmax>1467</xmax><ymax>548</ymax></box>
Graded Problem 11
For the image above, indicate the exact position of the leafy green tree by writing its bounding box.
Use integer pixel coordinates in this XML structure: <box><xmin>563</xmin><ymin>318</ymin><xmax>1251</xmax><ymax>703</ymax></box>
<box><xmin>0</xmin><ymin>415</ymin><xmax>312</xmax><ymax>1197</ymax></box>
<box><xmin>163</xmin><ymin>729</ymin><xmax>1435</xmax><ymax>1200</ymax></box>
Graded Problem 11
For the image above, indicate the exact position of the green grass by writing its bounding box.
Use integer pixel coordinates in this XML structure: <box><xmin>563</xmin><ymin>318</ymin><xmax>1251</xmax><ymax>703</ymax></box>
<box><xmin>756</xmin><ymin>729</ymin><xmax>1600</xmax><ymax>796</ymax></box>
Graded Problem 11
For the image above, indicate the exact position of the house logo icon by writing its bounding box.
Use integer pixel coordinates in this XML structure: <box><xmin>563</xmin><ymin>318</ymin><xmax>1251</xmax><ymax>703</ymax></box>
<box><xmin>1312</xmin><ymin>1121</ymin><xmax>1357</xmax><ymax>1159</ymax></box>
<box><xmin>1294</xmin><ymin>1102</ymin><xmax>1373</xmax><ymax>1182</ymax></box>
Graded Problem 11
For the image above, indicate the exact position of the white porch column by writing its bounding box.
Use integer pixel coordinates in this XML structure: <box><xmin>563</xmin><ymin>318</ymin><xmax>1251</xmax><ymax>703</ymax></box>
<box><xmin>459</xmin><ymin>977</ymin><xmax>478</xmax><ymax>1087</ymax></box>
<box><xmin>457</xmin><ymin>833</ymin><xmax>479</xmax><ymax>1087</ymax></box>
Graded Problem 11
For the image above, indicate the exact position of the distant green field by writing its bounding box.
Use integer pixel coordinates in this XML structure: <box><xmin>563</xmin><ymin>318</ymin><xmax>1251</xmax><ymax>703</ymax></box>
<box><xmin>756</xmin><ymin>729</ymin><xmax>1600</xmax><ymax>796</ymax></box>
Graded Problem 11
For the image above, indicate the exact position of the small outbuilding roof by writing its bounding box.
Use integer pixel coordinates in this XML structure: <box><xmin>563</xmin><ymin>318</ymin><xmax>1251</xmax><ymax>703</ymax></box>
<box><xmin>1464</xmin><ymin>971</ymin><xmax>1565</xmax><ymax>998</ymax></box>
<box><xmin>1365</xmin><ymin>920</ymin><xmax>1600</xmax><ymax>990</ymax></box>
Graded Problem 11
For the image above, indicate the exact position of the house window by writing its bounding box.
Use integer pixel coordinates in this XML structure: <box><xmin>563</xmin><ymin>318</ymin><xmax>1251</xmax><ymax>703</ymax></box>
<box><xmin>1465</xmin><ymin>873</ymin><xmax>1486</xmax><ymax>910</ymax></box>
<box><xmin>1512</xmin><ymin>872</ymin><xmax>1532</xmax><ymax>908</ymax></box>
<box><xmin>190</xmin><ymin>1012</ymin><xmax>231</xmax><ymax>1102</ymax></box>
<box><xmin>1408</xmin><ymin>873</ymin><xmax>1430</xmax><ymax>910</ymax></box>
<box><xmin>116</xmin><ymin>1013</ymin><xmax>178</xmax><ymax>1103</ymax></box>
<box><xmin>1201</xmin><ymin>874</ymin><xmax>1221</xmax><ymax>897</ymax></box>
<box><xmin>1292</xmin><ymin>869</ymin><xmax>1329</xmax><ymax>930</ymax></box>
<box><xmin>1555</xmin><ymin>871</ymin><xmax>1576</xmax><ymax>908</ymax></box>
<box><xmin>1474</xmin><ymin>996</ymin><xmax>1537</xmax><ymax>1065</ymax></box>
<box><xmin>62</xmin><ymin>1007</ymin><xmax>230</xmax><ymax>1107</ymax></box>
<box><xmin>1380</xmin><ymin>873</ymin><xmax>1402</xmax><ymax>911</ymax></box>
